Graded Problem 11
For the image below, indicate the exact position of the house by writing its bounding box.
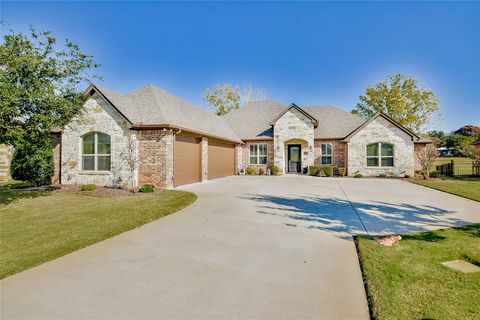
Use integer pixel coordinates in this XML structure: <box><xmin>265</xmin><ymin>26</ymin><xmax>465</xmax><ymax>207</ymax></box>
<box><xmin>472</xmin><ymin>138</ymin><xmax>480</xmax><ymax>161</ymax></box>
<box><xmin>55</xmin><ymin>84</ymin><xmax>430</xmax><ymax>188</ymax></box>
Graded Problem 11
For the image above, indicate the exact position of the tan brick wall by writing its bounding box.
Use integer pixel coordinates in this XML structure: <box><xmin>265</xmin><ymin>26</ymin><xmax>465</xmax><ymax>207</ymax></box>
<box><xmin>137</xmin><ymin>129</ymin><xmax>174</xmax><ymax>189</ymax></box>
<box><xmin>51</xmin><ymin>133</ymin><xmax>62</xmax><ymax>184</ymax></box>
<box><xmin>314</xmin><ymin>140</ymin><xmax>347</xmax><ymax>171</ymax></box>
<box><xmin>241</xmin><ymin>140</ymin><xmax>274</xmax><ymax>173</ymax></box>
<box><xmin>0</xmin><ymin>144</ymin><xmax>14</xmax><ymax>182</ymax></box>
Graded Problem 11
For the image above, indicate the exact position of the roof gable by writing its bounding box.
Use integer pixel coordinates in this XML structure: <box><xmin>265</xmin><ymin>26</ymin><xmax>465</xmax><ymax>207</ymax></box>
<box><xmin>343</xmin><ymin>112</ymin><xmax>420</xmax><ymax>142</ymax></box>
<box><xmin>269</xmin><ymin>103</ymin><xmax>318</xmax><ymax>127</ymax></box>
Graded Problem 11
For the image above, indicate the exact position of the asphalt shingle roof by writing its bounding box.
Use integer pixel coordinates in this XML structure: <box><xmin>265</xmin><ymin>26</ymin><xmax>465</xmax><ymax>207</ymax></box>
<box><xmin>94</xmin><ymin>84</ymin><xmax>242</xmax><ymax>143</ymax></box>
<box><xmin>222</xmin><ymin>101</ymin><xmax>365</xmax><ymax>140</ymax></box>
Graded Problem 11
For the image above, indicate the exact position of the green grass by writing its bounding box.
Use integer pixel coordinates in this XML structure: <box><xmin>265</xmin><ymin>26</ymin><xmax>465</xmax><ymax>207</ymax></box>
<box><xmin>0</xmin><ymin>185</ymin><xmax>196</xmax><ymax>279</ymax></box>
<box><xmin>356</xmin><ymin>225</ymin><xmax>480</xmax><ymax>320</ymax></box>
<box><xmin>412</xmin><ymin>176</ymin><xmax>480</xmax><ymax>202</ymax></box>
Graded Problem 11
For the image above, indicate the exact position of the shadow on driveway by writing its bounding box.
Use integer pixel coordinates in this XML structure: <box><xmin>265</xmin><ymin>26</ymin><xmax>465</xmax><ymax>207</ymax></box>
<box><xmin>241</xmin><ymin>194</ymin><xmax>469</xmax><ymax>238</ymax></box>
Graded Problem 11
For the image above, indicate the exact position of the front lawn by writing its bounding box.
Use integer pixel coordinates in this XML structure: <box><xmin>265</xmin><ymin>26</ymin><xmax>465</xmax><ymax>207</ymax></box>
<box><xmin>412</xmin><ymin>176</ymin><xmax>480</xmax><ymax>201</ymax></box>
<box><xmin>0</xmin><ymin>184</ymin><xmax>196</xmax><ymax>279</ymax></box>
<box><xmin>356</xmin><ymin>225</ymin><xmax>480</xmax><ymax>320</ymax></box>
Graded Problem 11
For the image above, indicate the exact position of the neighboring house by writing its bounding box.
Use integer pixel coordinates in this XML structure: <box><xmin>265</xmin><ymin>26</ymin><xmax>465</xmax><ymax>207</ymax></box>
<box><xmin>52</xmin><ymin>84</ymin><xmax>429</xmax><ymax>188</ymax></box>
<box><xmin>0</xmin><ymin>144</ymin><xmax>14</xmax><ymax>182</ymax></box>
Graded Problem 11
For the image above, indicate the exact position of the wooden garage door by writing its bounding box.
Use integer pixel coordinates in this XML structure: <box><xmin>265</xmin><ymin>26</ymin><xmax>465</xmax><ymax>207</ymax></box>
<box><xmin>208</xmin><ymin>141</ymin><xmax>235</xmax><ymax>180</ymax></box>
<box><xmin>174</xmin><ymin>135</ymin><xmax>201</xmax><ymax>186</ymax></box>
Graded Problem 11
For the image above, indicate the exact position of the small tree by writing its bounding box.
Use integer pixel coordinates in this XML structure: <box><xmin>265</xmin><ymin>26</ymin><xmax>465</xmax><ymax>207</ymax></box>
<box><xmin>352</xmin><ymin>74</ymin><xmax>440</xmax><ymax>133</ymax></box>
<box><xmin>416</xmin><ymin>144</ymin><xmax>437</xmax><ymax>179</ymax></box>
<box><xmin>204</xmin><ymin>84</ymin><xmax>241</xmax><ymax>115</ymax></box>
<box><xmin>121</xmin><ymin>136</ymin><xmax>139</xmax><ymax>191</ymax></box>
<box><xmin>204</xmin><ymin>84</ymin><xmax>268</xmax><ymax>115</ymax></box>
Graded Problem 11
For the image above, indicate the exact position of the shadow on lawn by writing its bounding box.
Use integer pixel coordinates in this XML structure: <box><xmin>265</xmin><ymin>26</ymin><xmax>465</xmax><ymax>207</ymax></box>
<box><xmin>0</xmin><ymin>185</ymin><xmax>51</xmax><ymax>205</ymax></box>
<box><xmin>241</xmin><ymin>194</ymin><xmax>471</xmax><ymax>239</ymax></box>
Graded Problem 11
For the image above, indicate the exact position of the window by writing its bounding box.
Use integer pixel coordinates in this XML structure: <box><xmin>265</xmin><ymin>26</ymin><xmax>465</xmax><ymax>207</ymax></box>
<box><xmin>82</xmin><ymin>132</ymin><xmax>111</xmax><ymax>171</ymax></box>
<box><xmin>321</xmin><ymin>143</ymin><xmax>332</xmax><ymax>165</ymax></box>
<box><xmin>249</xmin><ymin>143</ymin><xmax>267</xmax><ymax>165</ymax></box>
<box><xmin>366</xmin><ymin>143</ymin><xmax>394</xmax><ymax>167</ymax></box>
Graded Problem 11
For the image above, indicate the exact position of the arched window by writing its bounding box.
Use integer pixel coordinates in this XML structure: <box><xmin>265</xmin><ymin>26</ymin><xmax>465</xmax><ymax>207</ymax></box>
<box><xmin>366</xmin><ymin>143</ymin><xmax>394</xmax><ymax>167</ymax></box>
<box><xmin>82</xmin><ymin>132</ymin><xmax>111</xmax><ymax>171</ymax></box>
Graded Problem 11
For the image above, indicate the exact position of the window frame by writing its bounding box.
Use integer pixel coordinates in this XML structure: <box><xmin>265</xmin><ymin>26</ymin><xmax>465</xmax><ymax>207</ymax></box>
<box><xmin>249</xmin><ymin>143</ymin><xmax>268</xmax><ymax>165</ymax></box>
<box><xmin>82</xmin><ymin>132</ymin><xmax>111</xmax><ymax>172</ymax></box>
<box><xmin>366</xmin><ymin>142</ymin><xmax>394</xmax><ymax>168</ymax></box>
<box><xmin>320</xmin><ymin>143</ymin><xmax>333</xmax><ymax>165</ymax></box>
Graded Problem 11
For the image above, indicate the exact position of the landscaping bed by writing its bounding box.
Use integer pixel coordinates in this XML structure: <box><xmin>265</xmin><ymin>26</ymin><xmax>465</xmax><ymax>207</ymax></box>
<box><xmin>0</xmin><ymin>183</ymin><xmax>196</xmax><ymax>279</ymax></box>
<box><xmin>355</xmin><ymin>225</ymin><xmax>480</xmax><ymax>320</ymax></box>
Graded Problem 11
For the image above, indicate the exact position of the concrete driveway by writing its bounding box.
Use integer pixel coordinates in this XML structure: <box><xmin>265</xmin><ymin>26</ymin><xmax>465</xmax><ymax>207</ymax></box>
<box><xmin>2</xmin><ymin>176</ymin><xmax>479</xmax><ymax>319</ymax></box>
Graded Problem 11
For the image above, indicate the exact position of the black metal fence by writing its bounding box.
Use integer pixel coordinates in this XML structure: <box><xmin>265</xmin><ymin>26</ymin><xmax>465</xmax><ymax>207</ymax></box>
<box><xmin>434</xmin><ymin>159</ymin><xmax>480</xmax><ymax>176</ymax></box>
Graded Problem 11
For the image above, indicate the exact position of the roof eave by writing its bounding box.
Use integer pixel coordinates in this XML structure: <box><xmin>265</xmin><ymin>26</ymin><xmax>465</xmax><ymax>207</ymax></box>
<box><xmin>85</xmin><ymin>84</ymin><xmax>134</xmax><ymax>126</ymax></box>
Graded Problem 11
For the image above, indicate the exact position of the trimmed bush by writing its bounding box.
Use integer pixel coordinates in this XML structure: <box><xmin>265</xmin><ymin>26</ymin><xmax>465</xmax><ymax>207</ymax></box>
<box><xmin>271</xmin><ymin>166</ymin><xmax>281</xmax><ymax>176</ymax></box>
<box><xmin>378</xmin><ymin>173</ymin><xmax>386</xmax><ymax>178</ymax></box>
<box><xmin>308</xmin><ymin>165</ymin><xmax>320</xmax><ymax>176</ymax></box>
<box><xmin>80</xmin><ymin>184</ymin><xmax>96</xmax><ymax>191</ymax></box>
<box><xmin>323</xmin><ymin>166</ymin><xmax>333</xmax><ymax>177</ymax></box>
<box><xmin>246</xmin><ymin>166</ymin><xmax>256</xmax><ymax>175</ymax></box>
<box><xmin>430</xmin><ymin>171</ymin><xmax>439</xmax><ymax>178</ymax></box>
<box><xmin>404</xmin><ymin>174</ymin><xmax>410</xmax><ymax>179</ymax></box>
<box><xmin>258</xmin><ymin>168</ymin><xmax>265</xmax><ymax>175</ymax></box>
<box><xmin>354</xmin><ymin>173</ymin><xmax>362</xmax><ymax>178</ymax></box>
<box><xmin>139</xmin><ymin>184</ymin><xmax>155</xmax><ymax>193</ymax></box>
<box><xmin>11</xmin><ymin>142</ymin><xmax>54</xmax><ymax>186</ymax></box>
<box><xmin>338</xmin><ymin>167</ymin><xmax>347</xmax><ymax>177</ymax></box>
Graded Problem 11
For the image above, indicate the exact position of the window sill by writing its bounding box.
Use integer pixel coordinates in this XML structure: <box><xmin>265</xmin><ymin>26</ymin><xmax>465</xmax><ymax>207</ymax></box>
<box><xmin>365</xmin><ymin>167</ymin><xmax>395</xmax><ymax>169</ymax></box>
<box><xmin>79</xmin><ymin>171</ymin><xmax>111</xmax><ymax>175</ymax></box>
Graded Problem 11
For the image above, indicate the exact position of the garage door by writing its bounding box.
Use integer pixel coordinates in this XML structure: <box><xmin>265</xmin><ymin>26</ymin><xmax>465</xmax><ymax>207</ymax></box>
<box><xmin>208</xmin><ymin>141</ymin><xmax>235</xmax><ymax>180</ymax></box>
<box><xmin>174</xmin><ymin>135</ymin><xmax>201</xmax><ymax>186</ymax></box>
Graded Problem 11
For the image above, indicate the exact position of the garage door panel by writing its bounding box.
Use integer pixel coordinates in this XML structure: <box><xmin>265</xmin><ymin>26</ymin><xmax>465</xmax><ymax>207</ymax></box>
<box><xmin>208</xmin><ymin>142</ymin><xmax>235</xmax><ymax>180</ymax></box>
<box><xmin>174</xmin><ymin>135</ymin><xmax>201</xmax><ymax>186</ymax></box>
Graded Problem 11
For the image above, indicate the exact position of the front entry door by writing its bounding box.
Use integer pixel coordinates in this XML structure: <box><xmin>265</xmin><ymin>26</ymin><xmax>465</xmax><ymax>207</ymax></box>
<box><xmin>287</xmin><ymin>144</ymin><xmax>301</xmax><ymax>173</ymax></box>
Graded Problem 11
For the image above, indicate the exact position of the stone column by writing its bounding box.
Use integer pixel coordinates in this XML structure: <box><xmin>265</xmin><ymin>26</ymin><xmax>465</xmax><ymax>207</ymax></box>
<box><xmin>201</xmin><ymin>137</ymin><xmax>208</xmax><ymax>182</ymax></box>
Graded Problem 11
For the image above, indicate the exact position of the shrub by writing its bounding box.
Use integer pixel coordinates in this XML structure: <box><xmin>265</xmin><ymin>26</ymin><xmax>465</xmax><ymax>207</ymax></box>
<box><xmin>246</xmin><ymin>166</ymin><xmax>256</xmax><ymax>175</ymax></box>
<box><xmin>80</xmin><ymin>184</ymin><xmax>96</xmax><ymax>191</ymax></box>
<box><xmin>354</xmin><ymin>173</ymin><xmax>362</xmax><ymax>178</ymax></box>
<box><xmin>430</xmin><ymin>171</ymin><xmax>439</xmax><ymax>178</ymax></box>
<box><xmin>308</xmin><ymin>166</ymin><xmax>320</xmax><ymax>176</ymax></box>
<box><xmin>404</xmin><ymin>174</ymin><xmax>410</xmax><ymax>179</ymax></box>
<box><xmin>338</xmin><ymin>167</ymin><xmax>347</xmax><ymax>177</ymax></box>
<box><xmin>323</xmin><ymin>166</ymin><xmax>333</xmax><ymax>177</ymax></box>
<box><xmin>11</xmin><ymin>141</ymin><xmax>54</xmax><ymax>186</ymax></box>
<box><xmin>139</xmin><ymin>184</ymin><xmax>154</xmax><ymax>193</ymax></box>
<box><xmin>271</xmin><ymin>166</ymin><xmax>281</xmax><ymax>176</ymax></box>
<box><xmin>378</xmin><ymin>173</ymin><xmax>386</xmax><ymax>178</ymax></box>
<box><xmin>258</xmin><ymin>168</ymin><xmax>265</xmax><ymax>175</ymax></box>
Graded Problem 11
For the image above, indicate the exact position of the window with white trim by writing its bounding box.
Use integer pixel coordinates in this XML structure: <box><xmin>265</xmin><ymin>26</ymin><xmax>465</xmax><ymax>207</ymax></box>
<box><xmin>366</xmin><ymin>142</ymin><xmax>394</xmax><ymax>167</ymax></box>
<box><xmin>321</xmin><ymin>143</ymin><xmax>332</xmax><ymax>165</ymax></box>
<box><xmin>249</xmin><ymin>143</ymin><xmax>267</xmax><ymax>165</ymax></box>
<box><xmin>82</xmin><ymin>132</ymin><xmax>111</xmax><ymax>171</ymax></box>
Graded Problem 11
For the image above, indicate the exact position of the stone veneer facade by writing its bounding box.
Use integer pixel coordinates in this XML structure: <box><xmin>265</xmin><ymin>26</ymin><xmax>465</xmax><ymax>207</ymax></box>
<box><xmin>273</xmin><ymin>108</ymin><xmax>315</xmax><ymax>174</ymax></box>
<box><xmin>347</xmin><ymin>116</ymin><xmax>414</xmax><ymax>177</ymax></box>
<box><xmin>61</xmin><ymin>93</ymin><xmax>139</xmax><ymax>188</ymax></box>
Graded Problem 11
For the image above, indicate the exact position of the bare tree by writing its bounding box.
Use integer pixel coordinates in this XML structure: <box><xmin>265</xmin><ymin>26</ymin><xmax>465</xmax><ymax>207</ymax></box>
<box><xmin>121</xmin><ymin>136</ymin><xmax>139</xmax><ymax>191</ymax></box>
<box><xmin>240</xmin><ymin>85</ymin><xmax>268</xmax><ymax>106</ymax></box>
<box><xmin>416</xmin><ymin>144</ymin><xmax>437</xmax><ymax>179</ymax></box>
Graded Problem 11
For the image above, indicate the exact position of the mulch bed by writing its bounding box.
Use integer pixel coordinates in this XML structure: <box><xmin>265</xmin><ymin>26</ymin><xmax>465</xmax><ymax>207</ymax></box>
<box><xmin>57</xmin><ymin>185</ymin><xmax>147</xmax><ymax>197</ymax></box>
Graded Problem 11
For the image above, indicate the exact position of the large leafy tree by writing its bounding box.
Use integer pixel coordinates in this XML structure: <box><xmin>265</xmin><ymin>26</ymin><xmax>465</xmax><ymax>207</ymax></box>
<box><xmin>0</xmin><ymin>26</ymin><xmax>100</xmax><ymax>184</ymax></box>
<box><xmin>352</xmin><ymin>74</ymin><xmax>440</xmax><ymax>133</ymax></box>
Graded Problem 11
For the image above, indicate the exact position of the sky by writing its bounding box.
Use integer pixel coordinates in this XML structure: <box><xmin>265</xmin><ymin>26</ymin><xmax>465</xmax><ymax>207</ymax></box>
<box><xmin>1</xmin><ymin>1</ymin><xmax>479</xmax><ymax>132</ymax></box>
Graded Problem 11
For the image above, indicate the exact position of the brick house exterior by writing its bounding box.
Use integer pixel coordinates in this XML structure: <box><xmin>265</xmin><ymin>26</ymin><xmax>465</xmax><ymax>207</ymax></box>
<box><xmin>0</xmin><ymin>83</ymin><xmax>430</xmax><ymax>189</ymax></box>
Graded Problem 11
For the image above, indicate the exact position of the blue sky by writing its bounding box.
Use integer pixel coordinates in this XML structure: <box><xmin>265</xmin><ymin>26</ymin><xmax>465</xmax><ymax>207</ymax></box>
<box><xmin>1</xmin><ymin>1</ymin><xmax>479</xmax><ymax>132</ymax></box>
